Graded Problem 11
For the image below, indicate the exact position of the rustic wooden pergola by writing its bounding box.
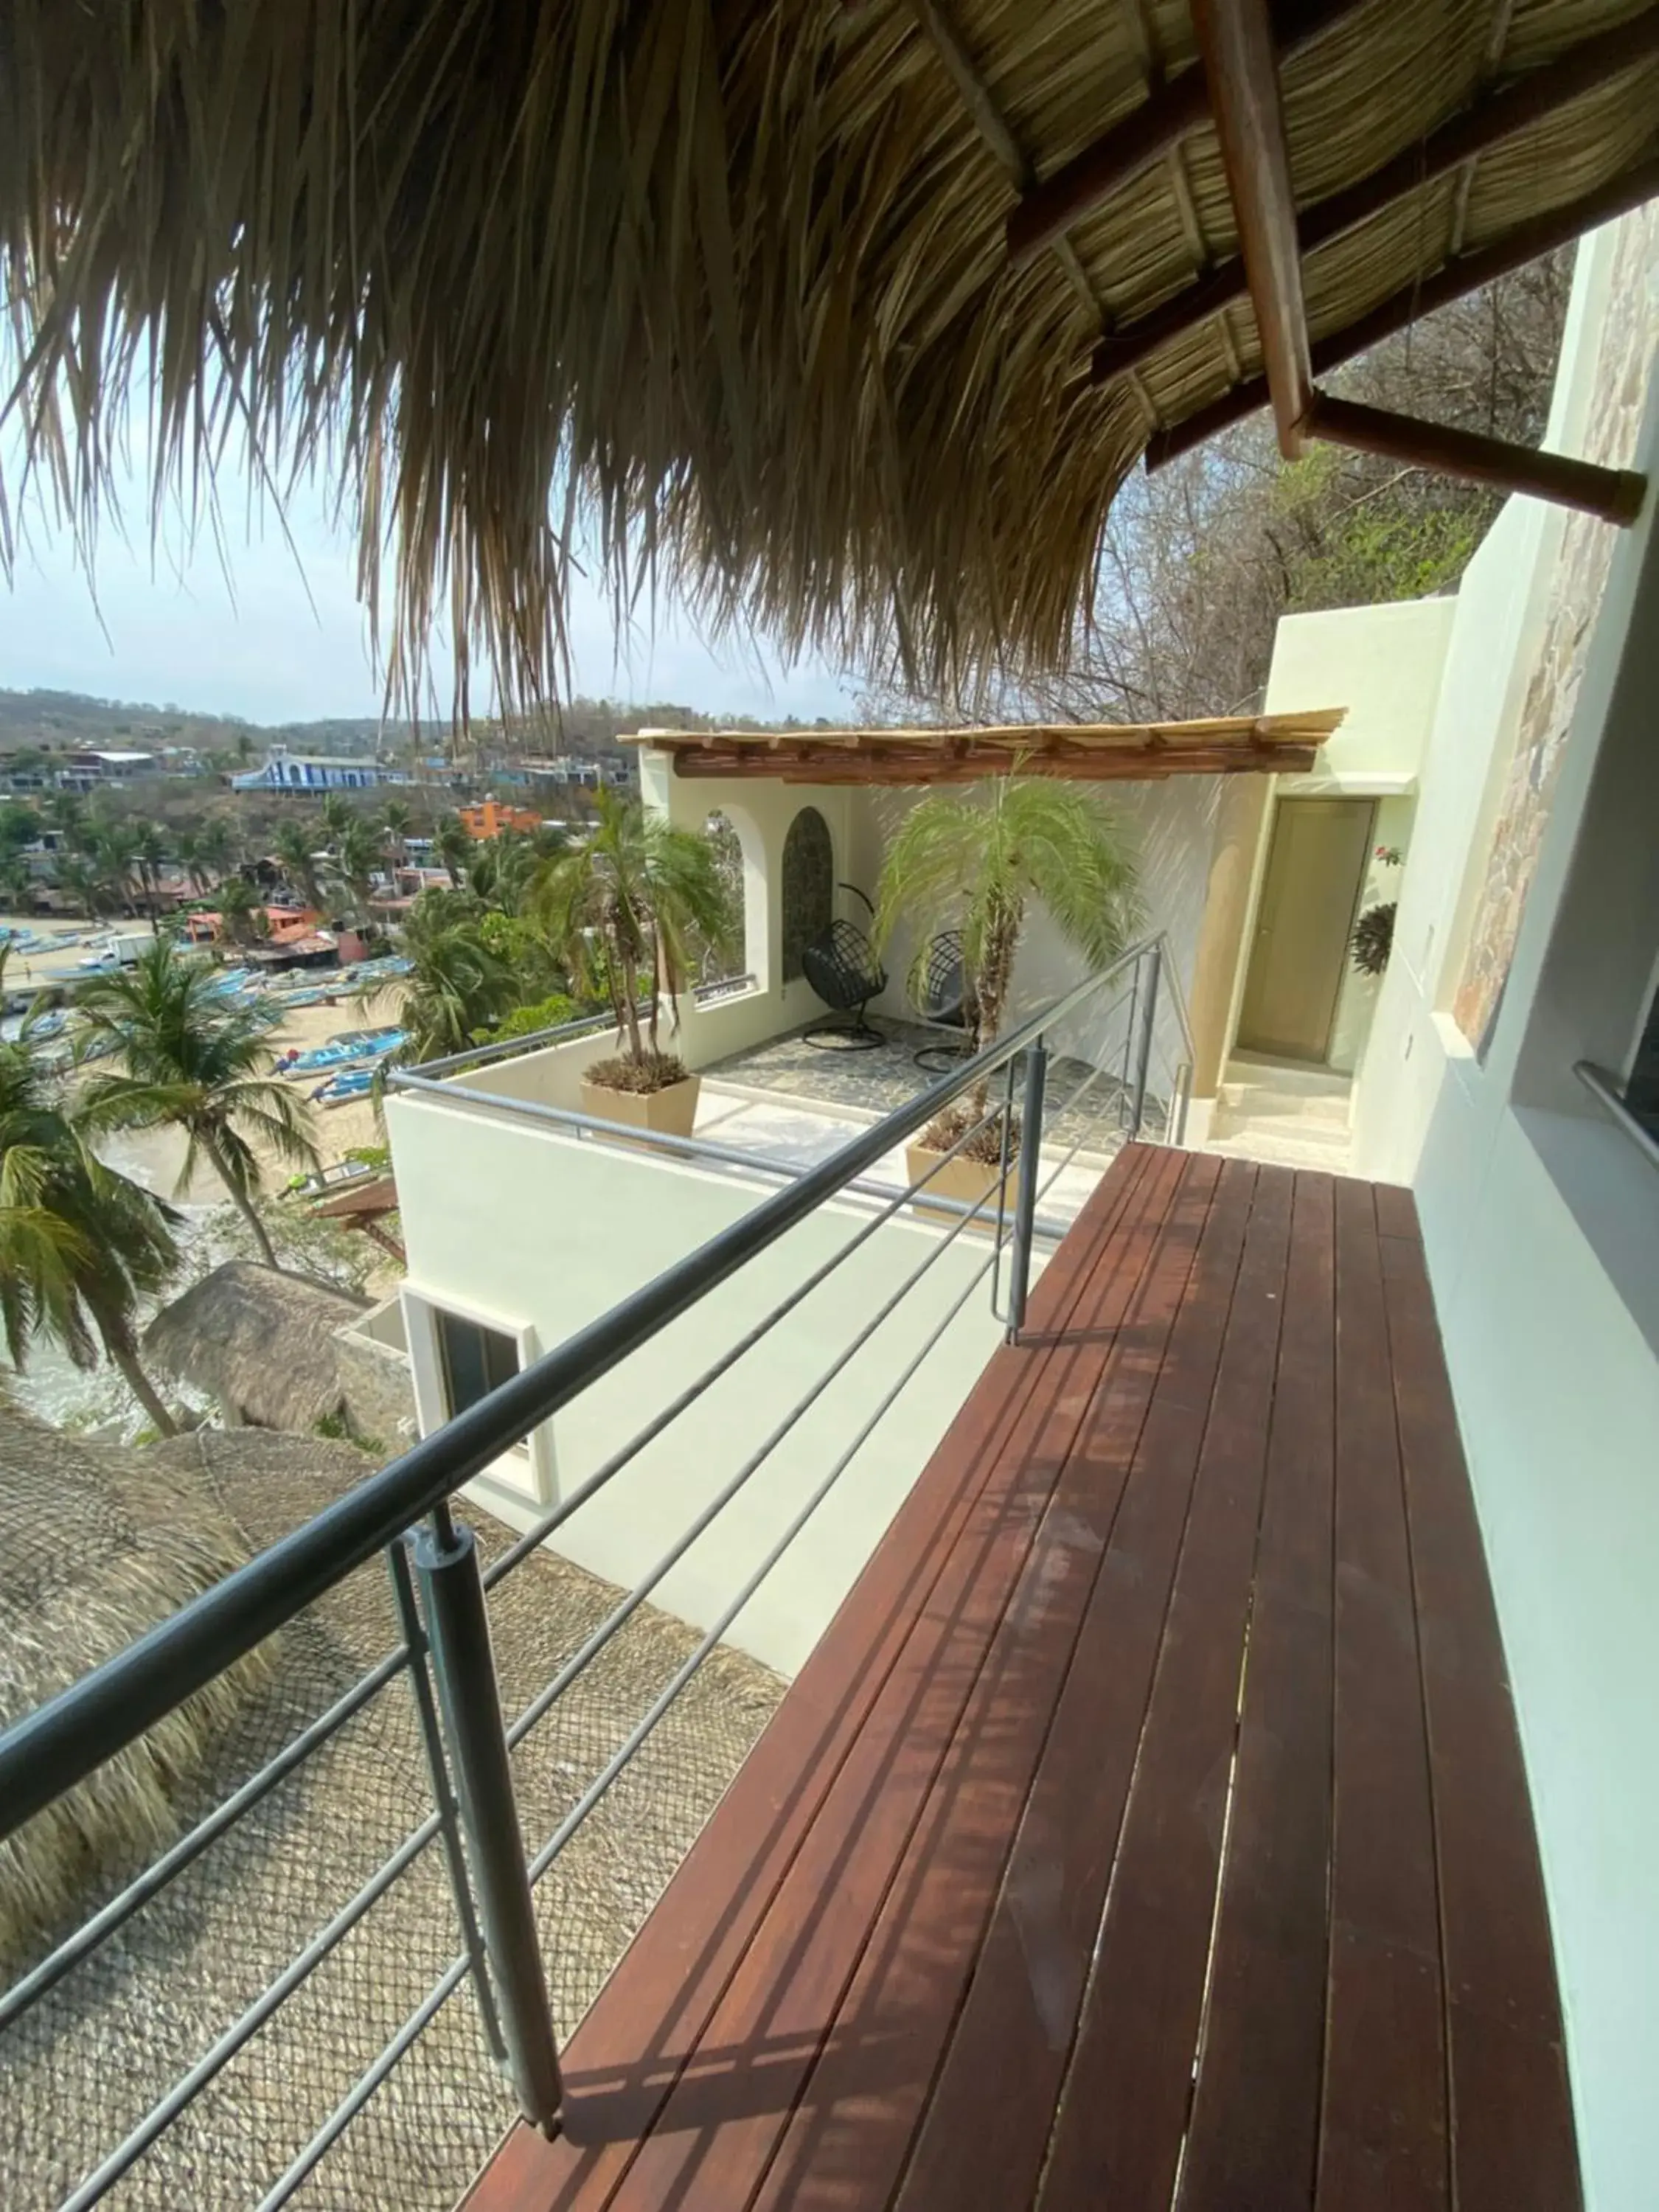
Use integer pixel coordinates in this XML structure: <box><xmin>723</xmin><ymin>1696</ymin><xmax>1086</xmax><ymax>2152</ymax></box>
<box><xmin>626</xmin><ymin>710</ymin><xmax>1344</xmax><ymax>786</ymax></box>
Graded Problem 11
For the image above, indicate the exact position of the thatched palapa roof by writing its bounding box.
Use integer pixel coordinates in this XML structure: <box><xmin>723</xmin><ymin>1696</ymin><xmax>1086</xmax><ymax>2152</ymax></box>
<box><xmin>2</xmin><ymin>1</ymin><xmax>1654</xmax><ymax>702</ymax></box>
<box><xmin>0</xmin><ymin>1405</ymin><xmax>271</xmax><ymax>1958</ymax></box>
<box><xmin>144</xmin><ymin>1262</ymin><xmax>366</xmax><ymax>1433</ymax></box>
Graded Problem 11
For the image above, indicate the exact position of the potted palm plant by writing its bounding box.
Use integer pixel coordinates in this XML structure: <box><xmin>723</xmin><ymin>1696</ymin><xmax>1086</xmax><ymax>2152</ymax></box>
<box><xmin>874</xmin><ymin>772</ymin><xmax>1140</xmax><ymax>1215</ymax></box>
<box><xmin>533</xmin><ymin>791</ymin><xmax>733</xmax><ymax>1140</ymax></box>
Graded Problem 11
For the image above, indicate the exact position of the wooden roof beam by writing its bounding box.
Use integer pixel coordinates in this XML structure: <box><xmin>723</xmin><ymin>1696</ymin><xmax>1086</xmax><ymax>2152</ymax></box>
<box><xmin>1304</xmin><ymin>390</ymin><xmax>1646</xmax><ymax>523</ymax></box>
<box><xmin>1093</xmin><ymin>7</ymin><xmax>1659</xmax><ymax>388</ymax></box>
<box><xmin>1145</xmin><ymin>151</ymin><xmax>1659</xmax><ymax>467</ymax></box>
<box><xmin>1189</xmin><ymin>0</ymin><xmax>1313</xmax><ymax>459</ymax></box>
<box><xmin>1006</xmin><ymin>0</ymin><xmax>1369</xmax><ymax>266</ymax></box>
<box><xmin>672</xmin><ymin>745</ymin><xmax>1321</xmax><ymax>786</ymax></box>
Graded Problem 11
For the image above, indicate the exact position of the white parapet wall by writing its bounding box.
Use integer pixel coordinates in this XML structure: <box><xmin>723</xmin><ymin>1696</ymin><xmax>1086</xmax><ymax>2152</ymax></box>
<box><xmin>385</xmin><ymin>1082</ymin><xmax>1020</xmax><ymax>1677</ymax></box>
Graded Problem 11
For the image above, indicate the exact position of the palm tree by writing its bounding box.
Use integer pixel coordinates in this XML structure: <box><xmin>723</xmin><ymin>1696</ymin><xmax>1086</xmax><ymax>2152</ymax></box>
<box><xmin>272</xmin><ymin>818</ymin><xmax>324</xmax><ymax>909</ymax></box>
<box><xmin>431</xmin><ymin>812</ymin><xmax>473</xmax><ymax>888</ymax></box>
<box><xmin>380</xmin><ymin>797</ymin><xmax>414</xmax><ymax>866</ymax></box>
<box><xmin>215</xmin><ymin>873</ymin><xmax>268</xmax><ymax>947</ymax></box>
<box><xmin>45</xmin><ymin>791</ymin><xmax>91</xmax><ymax>853</ymax></box>
<box><xmin>874</xmin><ymin>773</ymin><xmax>1141</xmax><ymax>1113</ymax></box>
<box><xmin>56</xmin><ymin>855</ymin><xmax>108</xmax><ymax>919</ymax></box>
<box><xmin>174</xmin><ymin>826</ymin><xmax>206</xmax><ymax>893</ymax></box>
<box><xmin>91</xmin><ymin>818</ymin><xmax>142</xmax><ymax>916</ymax></box>
<box><xmin>329</xmin><ymin>815</ymin><xmax>382</xmax><ymax>923</ymax></box>
<box><xmin>383</xmin><ymin>913</ymin><xmax>520</xmax><ymax>1063</ymax></box>
<box><xmin>319</xmin><ymin>791</ymin><xmax>355</xmax><ymax>841</ymax></box>
<box><xmin>132</xmin><ymin>821</ymin><xmax>169</xmax><ymax>929</ymax></box>
<box><xmin>74</xmin><ymin>941</ymin><xmax>319</xmax><ymax>1268</ymax></box>
<box><xmin>195</xmin><ymin>817</ymin><xmax>237</xmax><ymax>885</ymax></box>
<box><xmin>532</xmin><ymin>790</ymin><xmax>731</xmax><ymax>1074</ymax></box>
<box><xmin>0</xmin><ymin>1042</ymin><xmax>181</xmax><ymax>1434</ymax></box>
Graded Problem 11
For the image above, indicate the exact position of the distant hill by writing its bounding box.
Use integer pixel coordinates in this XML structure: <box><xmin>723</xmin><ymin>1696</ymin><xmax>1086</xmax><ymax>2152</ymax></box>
<box><xmin>0</xmin><ymin>688</ymin><xmax>829</xmax><ymax>760</ymax></box>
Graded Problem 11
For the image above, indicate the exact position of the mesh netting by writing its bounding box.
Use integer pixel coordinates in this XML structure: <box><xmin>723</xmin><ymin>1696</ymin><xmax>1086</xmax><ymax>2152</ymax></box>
<box><xmin>1</xmin><ymin>1433</ymin><xmax>783</xmax><ymax>2212</ymax></box>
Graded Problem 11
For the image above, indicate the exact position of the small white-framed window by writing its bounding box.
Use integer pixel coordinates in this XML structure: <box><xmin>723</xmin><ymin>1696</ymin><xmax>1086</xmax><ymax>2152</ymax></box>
<box><xmin>434</xmin><ymin>1307</ymin><xmax>519</xmax><ymax>1421</ymax></box>
<box><xmin>401</xmin><ymin>1289</ymin><xmax>552</xmax><ymax>1506</ymax></box>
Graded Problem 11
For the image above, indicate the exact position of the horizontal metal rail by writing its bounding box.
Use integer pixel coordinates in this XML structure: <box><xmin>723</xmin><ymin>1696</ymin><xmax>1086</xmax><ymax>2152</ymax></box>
<box><xmin>0</xmin><ymin>1646</ymin><xmax>411</xmax><ymax>2031</ymax></box>
<box><xmin>406</xmin><ymin>973</ymin><xmax>758</xmax><ymax>1080</ymax></box>
<box><xmin>1574</xmin><ymin>1059</ymin><xmax>1659</xmax><ymax>1172</ymax></box>
<box><xmin>0</xmin><ymin>945</ymin><xmax>1155</xmax><ymax>1841</ymax></box>
<box><xmin>3</xmin><ymin>933</ymin><xmax>1175</xmax><ymax>2211</ymax></box>
<box><xmin>392</xmin><ymin>1063</ymin><xmax>1097</xmax><ymax>1237</ymax></box>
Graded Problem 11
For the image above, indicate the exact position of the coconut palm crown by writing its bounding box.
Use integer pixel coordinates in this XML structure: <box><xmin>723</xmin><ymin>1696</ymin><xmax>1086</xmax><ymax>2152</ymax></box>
<box><xmin>874</xmin><ymin>772</ymin><xmax>1141</xmax><ymax>1075</ymax></box>
<box><xmin>73</xmin><ymin>942</ymin><xmax>319</xmax><ymax>1269</ymax></box>
<box><xmin>0</xmin><ymin>1041</ymin><xmax>181</xmax><ymax>1434</ymax></box>
<box><xmin>532</xmin><ymin>791</ymin><xmax>733</xmax><ymax>1078</ymax></box>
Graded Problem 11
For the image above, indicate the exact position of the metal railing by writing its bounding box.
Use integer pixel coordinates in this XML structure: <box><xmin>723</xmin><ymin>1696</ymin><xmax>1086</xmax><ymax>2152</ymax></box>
<box><xmin>0</xmin><ymin>936</ymin><xmax>1192</xmax><ymax>2210</ymax></box>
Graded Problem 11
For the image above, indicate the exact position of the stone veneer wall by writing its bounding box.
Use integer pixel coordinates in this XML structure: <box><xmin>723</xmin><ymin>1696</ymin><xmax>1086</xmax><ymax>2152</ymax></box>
<box><xmin>1453</xmin><ymin>204</ymin><xmax>1659</xmax><ymax>1054</ymax></box>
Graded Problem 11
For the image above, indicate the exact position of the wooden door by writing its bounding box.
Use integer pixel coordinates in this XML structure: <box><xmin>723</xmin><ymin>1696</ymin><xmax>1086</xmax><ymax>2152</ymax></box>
<box><xmin>1237</xmin><ymin>798</ymin><xmax>1374</xmax><ymax>1063</ymax></box>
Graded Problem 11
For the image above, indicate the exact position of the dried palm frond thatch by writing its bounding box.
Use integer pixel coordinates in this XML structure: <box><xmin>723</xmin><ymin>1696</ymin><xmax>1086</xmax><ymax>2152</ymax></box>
<box><xmin>143</xmin><ymin>1261</ymin><xmax>366</xmax><ymax>1433</ymax></box>
<box><xmin>0</xmin><ymin>1403</ymin><xmax>273</xmax><ymax>1959</ymax></box>
<box><xmin>2</xmin><ymin>1</ymin><xmax>1653</xmax><ymax>706</ymax></box>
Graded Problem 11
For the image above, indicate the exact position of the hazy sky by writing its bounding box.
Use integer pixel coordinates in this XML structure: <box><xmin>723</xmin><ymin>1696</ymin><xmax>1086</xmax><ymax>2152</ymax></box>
<box><xmin>0</xmin><ymin>460</ymin><xmax>860</xmax><ymax>727</ymax></box>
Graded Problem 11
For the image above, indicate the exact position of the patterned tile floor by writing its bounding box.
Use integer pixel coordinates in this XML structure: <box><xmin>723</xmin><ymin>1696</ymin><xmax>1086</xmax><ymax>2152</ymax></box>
<box><xmin>701</xmin><ymin>1017</ymin><xmax>1143</xmax><ymax>1154</ymax></box>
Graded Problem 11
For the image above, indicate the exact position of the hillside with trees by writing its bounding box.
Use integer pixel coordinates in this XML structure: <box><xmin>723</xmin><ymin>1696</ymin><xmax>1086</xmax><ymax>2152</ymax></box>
<box><xmin>862</xmin><ymin>251</ymin><xmax>1573</xmax><ymax>726</ymax></box>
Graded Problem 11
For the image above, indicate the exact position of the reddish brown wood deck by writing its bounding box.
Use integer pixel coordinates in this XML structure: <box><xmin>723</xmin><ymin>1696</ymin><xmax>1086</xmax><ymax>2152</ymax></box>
<box><xmin>467</xmin><ymin>1146</ymin><xmax>1578</xmax><ymax>2212</ymax></box>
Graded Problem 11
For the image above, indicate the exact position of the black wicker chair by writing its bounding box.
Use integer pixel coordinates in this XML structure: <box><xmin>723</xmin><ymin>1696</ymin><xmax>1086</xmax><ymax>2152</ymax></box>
<box><xmin>911</xmin><ymin>930</ymin><xmax>976</xmax><ymax>1071</ymax></box>
<box><xmin>801</xmin><ymin>886</ymin><xmax>888</xmax><ymax>1048</ymax></box>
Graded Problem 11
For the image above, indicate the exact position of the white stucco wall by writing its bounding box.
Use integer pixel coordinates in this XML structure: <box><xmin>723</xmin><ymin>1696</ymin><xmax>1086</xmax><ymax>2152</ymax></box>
<box><xmin>841</xmin><ymin>773</ymin><xmax>1216</xmax><ymax>1081</ymax></box>
<box><xmin>385</xmin><ymin>1086</ymin><xmax>1012</xmax><ymax>1677</ymax></box>
<box><xmin>1343</xmin><ymin>219</ymin><xmax>1659</xmax><ymax>2212</ymax></box>
<box><xmin>1264</xmin><ymin>594</ymin><xmax>1455</xmax><ymax>787</ymax></box>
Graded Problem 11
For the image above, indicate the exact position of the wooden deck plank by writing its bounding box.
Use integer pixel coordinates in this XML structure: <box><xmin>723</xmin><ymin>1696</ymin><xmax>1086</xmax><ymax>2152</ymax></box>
<box><xmin>467</xmin><ymin>1155</ymin><xmax>1577</xmax><ymax>2212</ymax></box>
<box><xmin>464</xmin><ymin>1148</ymin><xmax>1162</xmax><ymax>2212</ymax></box>
<box><xmin>745</xmin><ymin>1155</ymin><xmax>1237</xmax><ymax>2212</ymax></box>
<box><xmin>1178</xmin><ymin>1169</ymin><xmax>1338</xmax><ymax>2211</ymax></box>
<box><xmin>1037</xmin><ymin>1161</ymin><xmax>1294</xmax><ymax>2208</ymax></box>
<box><xmin>1318</xmin><ymin>1180</ymin><xmax>1447</xmax><ymax>2211</ymax></box>
<box><xmin>886</xmin><ymin>1161</ymin><xmax>1259</xmax><ymax>2212</ymax></box>
<box><xmin>1378</xmin><ymin>1228</ymin><xmax>1581</xmax><ymax>2212</ymax></box>
<box><xmin>598</xmin><ymin>1150</ymin><xmax>1196</xmax><ymax>2211</ymax></box>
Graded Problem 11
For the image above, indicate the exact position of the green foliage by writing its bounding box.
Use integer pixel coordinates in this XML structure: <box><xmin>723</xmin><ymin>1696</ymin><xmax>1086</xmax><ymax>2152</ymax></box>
<box><xmin>490</xmin><ymin>992</ymin><xmax>580</xmax><ymax>1041</ymax></box>
<box><xmin>532</xmin><ymin>790</ymin><xmax>734</xmax><ymax>1066</ymax></box>
<box><xmin>380</xmin><ymin>911</ymin><xmax>520</xmax><ymax>1062</ymax></box>
<box><xmin>476</xmin><ymin>908</ymin><xmax>565</xmax><ymax>998</ymax></box>
<box><xmin>0</xmin><ymin>1040</ymin><xmax>180</xmax><ymax>1426</ymax></box>
<box><xmin>313</xmin><ymin>1407</ymin><xmax>386</xmax><ymax>1453</ymax></box>
<box><xmin>1350</xmin><ymin>902</ymin><xmax>1397</xmax><ymax>978</ymax></box>
<box><xmin>1287</xmin><ymin>498</ymin><xmax>1485</xmax><ymax>612</ymax></box>
<box><xmin>344</xmin><ymin>1143</ymin><xmax>392</xmax><ymax>1171</ymax></box>
<box><xmin>874</xmin><ymin>774</ymin><xmax>1141</xmax><ymax>1061</ymax></box>
<box><xmin>73</xmin><ymin>940</ymin><xmax>320</xmax><ymax>1267</ymax></box>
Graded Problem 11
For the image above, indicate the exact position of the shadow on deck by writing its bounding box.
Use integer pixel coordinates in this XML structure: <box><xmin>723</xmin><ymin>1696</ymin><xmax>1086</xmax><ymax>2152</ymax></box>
<box><xmin>467</xmin><ymin>1144</ymin><xmax>1578</xmax><ymax>2211</ymax></box>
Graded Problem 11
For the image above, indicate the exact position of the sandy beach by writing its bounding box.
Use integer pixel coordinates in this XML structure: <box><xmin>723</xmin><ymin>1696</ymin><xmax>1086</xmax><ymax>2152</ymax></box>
<box><xmin>2</xmin><ymin>915</ymin><xmax>392</xmax><ymax>1192</ymax></box>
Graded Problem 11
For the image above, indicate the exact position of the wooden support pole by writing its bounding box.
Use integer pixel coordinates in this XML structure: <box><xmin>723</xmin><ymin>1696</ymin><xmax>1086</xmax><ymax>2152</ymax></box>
<box><xmin>1304</xmin><ymin>391</ymin><xmax>1646</xmax><ymax>522</ymax></box>
<box><xmin>1006</xmin><ymin>0</ymin><xmax>1369</xmax><ymax>265</ymax></box>
<box><xmin>1144</xmin><ymin>152</ymin><xmax>1659</xmax><ymax>468</ymax></box>
<box><xmin>1189</xmin><ymin>0</ymin><xmax>1314</xmax><ymax>457</ymax></box>
<box><xmin>1093</xmin><ymin>7</ymin><xmax>1659</xmax><ymax>388</ymax></box>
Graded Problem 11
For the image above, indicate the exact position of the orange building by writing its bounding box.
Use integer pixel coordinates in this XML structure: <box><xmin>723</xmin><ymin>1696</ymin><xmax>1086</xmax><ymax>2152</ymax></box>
<box><xmin>459</xmin><ymin>799</ymin><xmax>542</xmax><ymax>841</ymax></box>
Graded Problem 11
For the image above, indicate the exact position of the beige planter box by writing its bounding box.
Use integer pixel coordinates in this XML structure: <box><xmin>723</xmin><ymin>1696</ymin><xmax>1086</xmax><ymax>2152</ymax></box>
<box><xmin>905</xmin><ymin>1140</ymin><xmax>1017</xmax><ymax>1231</ymax></box>
<box><xmin>580</xmin><ymin>1071</ymin><xmax>702</xmax><ymax>1144</ymax></box>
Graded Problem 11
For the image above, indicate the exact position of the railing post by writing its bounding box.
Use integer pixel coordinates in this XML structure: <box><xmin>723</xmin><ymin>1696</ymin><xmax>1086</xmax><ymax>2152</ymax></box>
<box><xmin>386</xmin><ymin>1537</ymin><xmax>507</xmax><ymax>2068</ymax></box>
<box><xmin>1129</xmin><ymin>942</ymin><xmax>1161</xmax><ymax>1138</ymax></box>
<box><xmin>1007</xmin><ymin>1039</ymin><xmax>1048</xmax><ymax>1341</ymax></box>
<box><xmin>412</xmin><ymin>1505</ymin><xmax>562</xmax><ymax>2131</ymax></box>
